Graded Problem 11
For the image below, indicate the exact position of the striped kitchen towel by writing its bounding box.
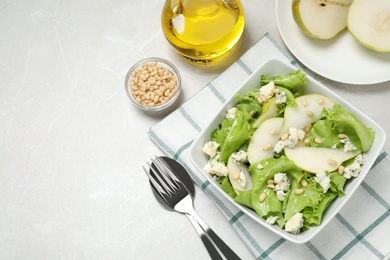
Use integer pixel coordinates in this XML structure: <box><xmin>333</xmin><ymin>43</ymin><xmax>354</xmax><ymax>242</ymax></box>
<box><xmin>148</xmin><ymin>33</ymin><xmax>390</xmax><ymax>260</ymax></box>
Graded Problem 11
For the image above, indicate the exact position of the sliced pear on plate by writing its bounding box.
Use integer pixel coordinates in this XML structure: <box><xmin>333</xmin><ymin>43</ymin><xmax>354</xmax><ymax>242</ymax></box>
<box><xmin>285</xmin><ymin>146</ymin><xmax>360</xmax><ymax>173</ymax></box>
<box><xmin>348</xmin><ymin>0</ymin><xmax>390</xmax><ymax>52</ymax></box>
<box><xmin>247</xmin><ymin>117</ymin><xmax>284</xmax><ymax>164</ymax></box>
<box><xmin>280</xmin><ymin>94</ymin><xmax>335</xmax><ymax>136</ymax></box>
<box><xmin>292</xmin><ymin>0</ymin><xmax>353</xmax><ymax>39</ymax></box>
<box><xmin>253</xmin><ymin>97</ymin><xmax>278</xmax><ymax>128</ymax></box>
<box><xmin>227</xmin><ymin>154</ymin><xmax>252</xmax><ymax>191</ymax></box>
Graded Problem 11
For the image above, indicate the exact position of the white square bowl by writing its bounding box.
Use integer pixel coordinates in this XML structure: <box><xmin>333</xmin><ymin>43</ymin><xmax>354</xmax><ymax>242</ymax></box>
<box><xmin>188</xmin><ymin>58</ymin><xmax>386</xmax><ymax>243</ymax></box>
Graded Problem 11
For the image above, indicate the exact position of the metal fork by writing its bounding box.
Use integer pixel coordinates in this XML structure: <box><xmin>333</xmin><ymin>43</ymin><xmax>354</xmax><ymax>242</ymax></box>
<box><xmin>143</xmin><ymin>156</ymin><xmax>241</xmax><ymax>260</ymax></box>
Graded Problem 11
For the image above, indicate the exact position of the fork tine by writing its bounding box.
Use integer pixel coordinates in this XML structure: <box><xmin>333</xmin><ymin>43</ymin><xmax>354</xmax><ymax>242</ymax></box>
<box><xmin>142</xmin><ymin>165</ymin><xmax>167</xmax><ymax>198</ymax></box>
<box><xmin>149</xmin><ymin>161</ymin><xmax>175</xmax><ymax>197</ymax></box>
<box><xmin>152</xmin><ymin>157</ymin><xmax>181</xmax><ymax>191</ymax></box>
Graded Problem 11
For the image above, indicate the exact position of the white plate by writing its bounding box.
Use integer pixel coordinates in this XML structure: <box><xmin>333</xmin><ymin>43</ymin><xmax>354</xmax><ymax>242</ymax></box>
<box><xmin>188</xmin><ymin>58</ymin><xmax>386</xmax><ymax>243</ymax></box>
<box><xmin>275</xmin><ymin>0</ymin><xmax>390</xmax><ymax>85</ymax></box>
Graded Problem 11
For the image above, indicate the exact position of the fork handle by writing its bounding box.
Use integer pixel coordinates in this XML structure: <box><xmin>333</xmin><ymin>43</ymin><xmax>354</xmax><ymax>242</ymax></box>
<box><xmin>186</xmin><ymin>214</ymin><xmax>224</xmax><ymax>260</ymax></box>
<box><xmin>188</xmin><ymin>210</ymin><xmax>242</xmax><ymax>260</ymax></box>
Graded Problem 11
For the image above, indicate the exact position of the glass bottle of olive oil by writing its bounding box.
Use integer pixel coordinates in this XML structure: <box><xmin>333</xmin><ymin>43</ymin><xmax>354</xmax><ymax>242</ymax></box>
<box><xmin>161</xmin><ymin>0</ymin><xmax>245</xmax><ymax>66</ymax></box>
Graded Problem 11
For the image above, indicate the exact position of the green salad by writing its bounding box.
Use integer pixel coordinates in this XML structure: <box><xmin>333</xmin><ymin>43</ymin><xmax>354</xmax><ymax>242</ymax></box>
<box><xmin>202</xmin><ymin>70</ymin><xmax>375</xmax><ymax>234</ymax></box>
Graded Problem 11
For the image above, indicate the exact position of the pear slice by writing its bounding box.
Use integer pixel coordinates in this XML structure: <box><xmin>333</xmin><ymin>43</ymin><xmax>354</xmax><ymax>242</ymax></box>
<box><xmin>348</xmin><ymin>0</ymin><xmax>390</xmax><ymax>52</ymax></box>
<box><xmin>280</xmin><ymin>94</ymin><xmax>335</xmax><ymax>136</ymax></box>
<box><xmin>247</xmin><ymin>117</ymin><xmax>284</xmax><ymax>164</ymax></box>
<box><xmin>292</xmin><ymin>0</ymin><xmax>353</xmax><ymax>39</ymax></box>
<box><xmin>253</xmin><ymin>97</ymin><xmax>278</xmax><ymax>128</ymax></box>
<box><xmin>227</xmin><ymin>154</ymin><xmax>252</xmax><ymax>191</ymax></box>
<box><xmin>285</xmin><ymin>146</ymin><xmax>360</xmax><ymax>173</ymax></box>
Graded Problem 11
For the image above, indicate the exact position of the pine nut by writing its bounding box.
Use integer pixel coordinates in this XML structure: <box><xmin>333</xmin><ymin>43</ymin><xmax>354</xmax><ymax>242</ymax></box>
<box><xmin>281</xmin><ymin>133</ymin><xmax>289</xmax><ymax>141</ymax></box>
<box><xmin>301</xmin><ymin>97</ymin><xmax>307</xmax><ymax>106</ymax></box>
<box><xmin>300</xmin><ymin>179</ymin><xmax>308</xmax><ymax>187</ymax></box>
<box><xmin>338</xmin><ymin>133</ymin><xmax>347</xmax><ymax>139</ymax></box>
<box><xmin>139</xmin><ymin>74</ymin><xmax>147</xmax><ymax>81</ymax></box>
<box><xmin>338</xmin><ymin>165</ymin><xmax>345</xmax><ymax>175</ymax></box>
<box><xmin>233</xmin><ymin>171</ymin><xmax>240</xmax><ymax>180</ymax></box>
<box><xmin>263</xmin><ymin>143</ymin><xmax>272</xmax><ymax>151</ymax></box>
<box><xmin>318</xmin><ymin>98</ymin><xmax>324</xmax><ymax>105</ymax></box>
<box><xmin>267</xmin><ymin>179</ymin><xmax>274</xmax><ymax>185</ymax></box>
<box><xmin>259</xmin><ymin>193</ymin><xmax>267</xmax><ymax>203</ymax></box>
<box><xmin>306</xmin><ymin>111</ymin><xmax>314</xmax><ymax>117</ymax></box>
<box><xmin>267</xmin><ymin>184</ymin><xmax>275</xmax><ymax>189</ymax></box>
<box><xmin>295</xmin><ymin>189</ymin><xmax>305</xmax><ymax>195</ymax></box>
<box><xmin>327</xmin><ymin>159</ymin><xmax>337</xmax><ymax>165</ymax></box>
<box><xmin>272</xmin><ymin>88</ymin><xmax>280</xmax><ymax>94</ymax></box>
<box><xmin>314</xmin><ymin>138</ymin><xmax>323</xmax><ymax>144</ymax></box>
<box><xmin>304</xmin><ymin>124</ymin><xmax>312</xmax><ymax>132</ymax></box>
<box><xmin>269</xmin><ymin>127</ymin><xmax>277</xmax><ymax>135</ymax></box>
<box><xmin>148</xmin><ymin>77</ymin><xmax>156</xmax><ymax>85</ymax></box>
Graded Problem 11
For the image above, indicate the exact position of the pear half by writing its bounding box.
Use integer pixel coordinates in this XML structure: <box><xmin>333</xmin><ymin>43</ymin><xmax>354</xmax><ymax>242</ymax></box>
<box><xmin>348</xmin><ymin>0</ymin><xmax>390</xmax><ymax>52</ymax></box>
<box><xmin>292</xmin><ymin>0</ymin><xmax>353</xmax><ymax>39</ymax></box>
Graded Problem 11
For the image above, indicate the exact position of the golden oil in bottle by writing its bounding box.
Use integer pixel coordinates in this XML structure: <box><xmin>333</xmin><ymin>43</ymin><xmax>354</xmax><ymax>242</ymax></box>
<box><xmin>161</xmin><ymin>0</ymin><xmax>245</xmax><ymax>66</ymax></box>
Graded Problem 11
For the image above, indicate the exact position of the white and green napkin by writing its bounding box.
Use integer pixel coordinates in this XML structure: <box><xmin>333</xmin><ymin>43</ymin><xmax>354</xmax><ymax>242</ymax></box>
<box><xmin>149</xmin><ymin>33</ymin><xmax>390</xmax><ymax>260</ymax></box>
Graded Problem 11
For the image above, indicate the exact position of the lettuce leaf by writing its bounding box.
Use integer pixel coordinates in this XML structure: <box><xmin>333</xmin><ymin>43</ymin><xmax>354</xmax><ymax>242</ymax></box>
<box><xmin>329</xmin><ymin>171</ymin><xmax>347</xmax><ymax>197</ymax></box>
<box><xmin>218</xmin><ymin>176</ymin><xmax>237</xmax><ymax>198</ymax></box>
<box><xmin>211</xmin><ymin>108</ymin><xmax>253</xmax><ymax>163</ymax></box>
<box><xmin>303</xmin><ymin>191</ymin><xmax>337</xmax><ymax>228</ymax></box>
<box><xmin>250</xmin><ymin>157</ymin><xmax>303</xmax><ymax>221</ymax></box>
<box><xmin>260</xmin><ymin>70</ymin><xmax>307</xmax><ymax>91</ymax></box>
<box><xmin>234</xmin><ymin>190</ymin><xmax>253</xmax><ymax>208</ymax></box>
<box><xmin>321</xmin><ymin>104</ymin><xmax>375</xmax><ymax>152</ymax></box>
<box><xmin>310</xmin><ymin>119</ymin><xmax>341</xmax><ymax>148</ymax></box>
<box><xmin>284</xmin><ymin>172</ymin><xmax>324</xmax><ymax>221</ymax></box>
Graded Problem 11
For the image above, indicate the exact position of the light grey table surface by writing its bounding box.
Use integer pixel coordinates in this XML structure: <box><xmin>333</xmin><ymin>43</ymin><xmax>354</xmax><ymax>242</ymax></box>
<box><xmin>1</xmin><ymin>0</ymin><xmax>389</xmax><ymax>259</ymax></box>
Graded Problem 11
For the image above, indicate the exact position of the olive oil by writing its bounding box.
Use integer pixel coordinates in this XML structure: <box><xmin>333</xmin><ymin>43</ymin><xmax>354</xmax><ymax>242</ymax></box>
<box><xmin>161</xmin><ymin>0</ymin><xmax>245</xmax><ymax>66</ymax></box>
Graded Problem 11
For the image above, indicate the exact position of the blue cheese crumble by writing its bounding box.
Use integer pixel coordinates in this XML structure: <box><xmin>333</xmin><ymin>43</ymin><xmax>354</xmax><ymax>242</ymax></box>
<box><xmin>285</xmin><ymin>213</ymin><xmax>303</xmax><ymax>234</ymax></box>
<box><xmin>202</xmin><ymin>141</ymin><xmax>228</xmax><ymax>177</ymax></box>
<box><xmin>204</xmin><ymin>153</ymin><xmax>228</xmax><ymax>177</ymax></box>
<box><xmin>273</xmin><ymin>173</ymin><xmax>291</xmax><ymax>201</ymax></box>
<box><xmin>266</xmin><ymin>215</ymin><xmax>279</xmax><ymax>225</ymax></box>
<box><xmin>340</xmin><ymin>137</ymin><xmax>358</xmax><ymax>152</ymax></box>
<box><xmin>231</xmin><ymin>150</ymin><xmax>247</xmax><ymax>164</ymax></box>
<box><xmin>237</xmin><ymin>169</ymin><xmax>247</xmax><ymax>188</ymax></box>
<box><xmin>275</xmin><ymin>90</ymin><xmax>287</xmax><ymax>104</ymax></box>
<box><xmin>259</xmin><ymin>81</ymin><xmax>275</xmax><ymax>100</ymax></box>
<box><xmin>314</xmin><ymin>171</ymin><xmax>331</xmax><ymax>193</ymax></box>
<box><xmin>202</xmin><ymin>141</ymin><xmax>219</xmax><ymax>158</ymax></box>
<box><xmin>274</xmin><ymin>127</ymin><xmax>306</xmax><ymax>154</ymax></box>
<box><xmin>343</xmin><ymin>154</ymin><xmax>366</xmax><ymax>179</ymax></box>
<box><xmin>226</xmin><ymin>107</ymin><xmax>237</xmax><ymax>119</ymax></box>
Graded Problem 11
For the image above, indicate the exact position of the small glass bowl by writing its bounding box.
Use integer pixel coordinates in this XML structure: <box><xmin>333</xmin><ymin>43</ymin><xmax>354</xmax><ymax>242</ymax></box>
<box><xmin>124</xmin><ymin>57</ymin><xmax>181</xmax><ymax>111</ymax></box>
